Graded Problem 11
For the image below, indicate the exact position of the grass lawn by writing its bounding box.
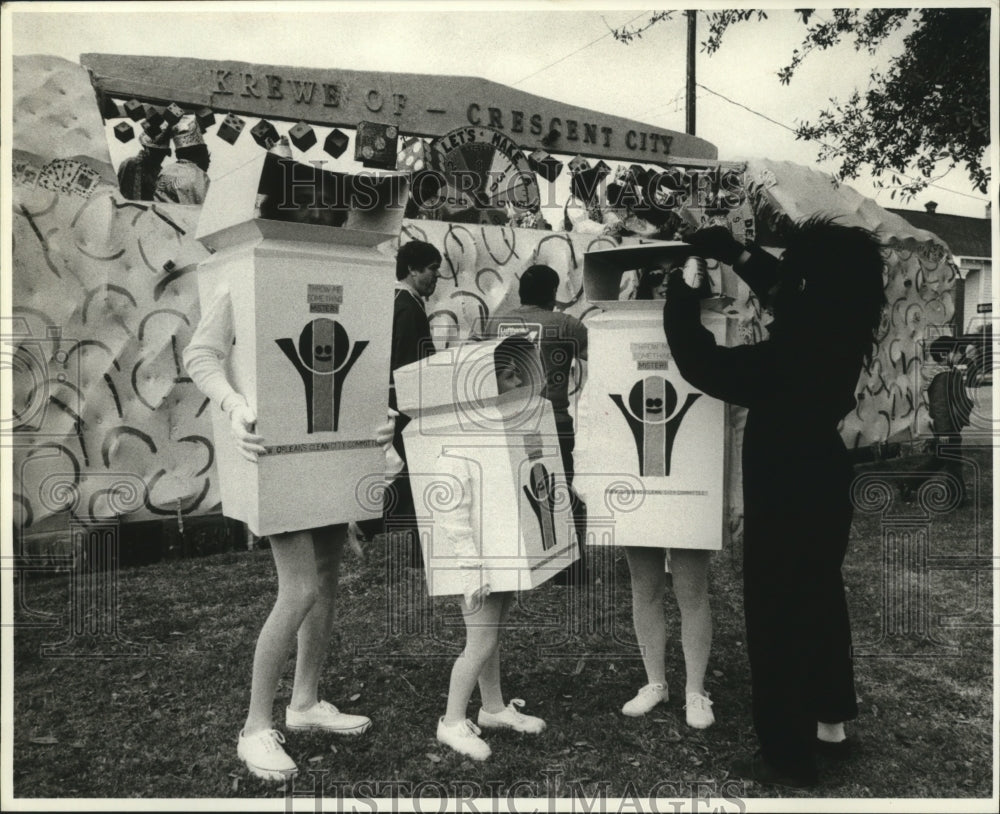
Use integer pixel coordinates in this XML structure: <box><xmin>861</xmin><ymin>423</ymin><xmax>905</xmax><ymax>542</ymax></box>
<box><xmin>11</xmin><ymin>448</ymin><xmax>994</xmax><ymax>804</ymax></box>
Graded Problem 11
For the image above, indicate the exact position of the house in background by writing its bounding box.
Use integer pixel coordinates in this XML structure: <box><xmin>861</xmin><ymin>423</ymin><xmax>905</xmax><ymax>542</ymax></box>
<box><xmin>887</xmin><ymin>201</ymin><xmax>993</xmax><ymax>334</ymax></box>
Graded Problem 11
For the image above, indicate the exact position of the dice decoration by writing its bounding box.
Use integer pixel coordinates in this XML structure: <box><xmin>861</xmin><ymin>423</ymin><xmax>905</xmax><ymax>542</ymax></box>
<box><xmin>196</xmin><ymin>107</ymin><xmax>216</xmax><ymax>133</ymax></box>
<box><xmin>527</xmin><ymin>149</ymin><xmax>563</xmax><ymax>183</ymax></box>
<box><xmin>217</xmin><ymin>113</ymin><xmax>246</xmax><ymax>145</ymax></box>
<box><xmin>354</xmin><ymin>121</ymin><xmax>399</xmax><ymax>169</ymax></box>
<box><xmin>163</xmin><ymin>103</ymin><xmax>184</xmax><ymax>127</ymax></box>
<box><xmin>114</xmin><ymin>121</ymin><xmax>135</xmax><ymax>143</ymax></box>
<box><xmin>289</xmin><ymin>122</ymin><xmax>317</xmax><ymax>152</ymax></box>
<box><xmin>324</xmin><ymin>128</ymin><xmax>350</xmax><ymax>158</ymax></box>
<box><xmin>251</xmin><ymin>119</ymin><xmax>280</xmax><ymax>150</ymax></box>
<box><xmin>396</xmin><ymin>137</ymin><xmax>429</xmax><ymax>173</ymax></box>
<box><xmin>124</xmin><ymin>99</ymin><xmax>145</xmax><ymax>122</ymax></box>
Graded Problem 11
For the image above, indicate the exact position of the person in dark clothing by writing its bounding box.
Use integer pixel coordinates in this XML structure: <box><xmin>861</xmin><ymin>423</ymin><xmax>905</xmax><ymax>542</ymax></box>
<box><xmin>374</xmin><ymin>240</ymin><xmax>443</xmax><ymax>566</ymax></box>
<box><xmin>117</xmin><ymin>130</ymin><xmax>171</xmax><ymax>201</ymax></box>
<box><xmin>906</xmin><ymin>338</ymin><xmax>972</xmax><ymax>503</ymax></box>
<box><xmin>663</xmin><ymin>220</ymin><xmax>886</xmax><ymax>788</ymax></box>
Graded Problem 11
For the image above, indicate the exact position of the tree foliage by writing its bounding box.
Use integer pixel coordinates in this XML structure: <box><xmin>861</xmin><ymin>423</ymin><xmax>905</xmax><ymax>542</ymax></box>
<box><xmin>613</xmin><ymin>8</ymin><xmax>991</xmax><ymax>199</ymax></box>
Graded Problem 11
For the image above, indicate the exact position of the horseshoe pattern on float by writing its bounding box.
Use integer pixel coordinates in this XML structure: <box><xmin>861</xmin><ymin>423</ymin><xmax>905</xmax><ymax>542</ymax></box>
<box><xmin>481</xmin><ymin>225</ymin><xmax>518</xmax><ymax>266</ymax></box>
<box><xmin>101</xmin><ymin>425</ymin><xmax>157</xmax><ymax>468</ymax></box>
<box><xmin>10</xmin><ymin>148</ymin><xmax>956</xmax><ymax>530</ymax></box>
<box><xmin>81</xmin><ymin>284</ymin><xmax>138</xmax><ymax>327</ymax></box>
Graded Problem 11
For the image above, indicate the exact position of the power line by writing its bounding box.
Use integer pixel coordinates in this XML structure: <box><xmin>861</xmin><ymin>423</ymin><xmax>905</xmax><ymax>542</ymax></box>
<box><xmin>696</xmin><ymin>83</ymin><xmax>799</xmax><ymax>136</ymax></box>
<box><xmin>511</xmin><ymin>12</ymin><xmax>648</xmax><ymax>86</ymax></box>
<box><xmin>638</xmin><ymin>87</ymin><xmax>687</xmax><ymax>118</ymax></box>
<box><xmin>696</xmin><ymin>82</ymin><xmax>989</xmax><ymax>203</ymax></box>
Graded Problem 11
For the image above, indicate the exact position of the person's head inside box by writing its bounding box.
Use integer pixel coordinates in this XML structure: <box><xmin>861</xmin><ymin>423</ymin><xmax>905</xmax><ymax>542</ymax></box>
<box><xmin>626</xmin><ymin>257</ymin><xmax>712</xmax><ymax>301</ymax></box>
<box><xmin>257</xmin><ymin>156</ymin><xmax>350</xmax><ymax>227</ymax></box>
<box><xmin>493</xmin><ymin>335</ymin><xmax>540</xmax><ymax>396</ymax></box>
<box><xmin>634</xmin><ymin>266</ymin><xmax>671</xmax><ymax>300</ymax></box>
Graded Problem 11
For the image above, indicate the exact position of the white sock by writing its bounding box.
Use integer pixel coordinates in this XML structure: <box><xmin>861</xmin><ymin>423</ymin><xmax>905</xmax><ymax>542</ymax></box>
<box><xmin>817</xmin><ymin>721</ymin><xmax>846</xmax><ymax>743</ymax></box>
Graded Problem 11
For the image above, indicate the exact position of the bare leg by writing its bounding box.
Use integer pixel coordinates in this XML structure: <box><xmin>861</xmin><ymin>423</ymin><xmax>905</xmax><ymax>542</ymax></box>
<box><xmin>444</xmin><ymin>593</ymin><xmax>506</xmax><ymax>724</ymax></box>
<box><xmin>624</xmin><ymin>547</ymin><xmax>668</xmax><ymax>686</ymax></box>
<box><xmin>478</xmin><ymin>592</ymin><xmax>516</xmax><ymax>713</ymax></box>
<box><xmin>289</xmin><ymin>524</ymin><xmax>346</xmax><ymax>711</ymax></box>
<box><xmin>243</xmin><ymin>530</ymin><xmax>321</xmax><ymax>734</ymax></box>
<box><xmin>670</xmin><ymin>548</ymin><xmax>712</xmax><ymax>697</ymax></box>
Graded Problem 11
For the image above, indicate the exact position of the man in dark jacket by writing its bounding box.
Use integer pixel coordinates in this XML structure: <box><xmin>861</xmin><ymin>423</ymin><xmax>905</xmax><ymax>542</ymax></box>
<box><xmin>664</xmin><ymin>221</ymin><xmax>885</xmax><ymax>788</ymax></box>
<box><xmin>381</xmin><ymin>240</ymin><xmax>442</xmax><ymax>566</ymax></box>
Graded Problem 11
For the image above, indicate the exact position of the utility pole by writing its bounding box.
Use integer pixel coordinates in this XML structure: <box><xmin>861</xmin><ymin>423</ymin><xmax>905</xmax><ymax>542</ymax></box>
<box><xmin>685</xmin><ymin>10</ymin><xmax>696</xmax><ymax>135</ymax></box>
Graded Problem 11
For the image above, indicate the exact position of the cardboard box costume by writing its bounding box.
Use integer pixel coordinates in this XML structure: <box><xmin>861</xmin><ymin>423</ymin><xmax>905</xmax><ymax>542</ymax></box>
<box><xmin>576</xmin><ymin>243</ymin><xmax>728</xmax><ymax>550</ymax></box>
<box><xmin>394</xmin><ymin>340</ymin><xmax>579</xmax><ymax>597</ymax></box>
<box><xmin>193</xmin><ymin>152</ymin><xmax>408</xmax><ymax>536</ymax></box>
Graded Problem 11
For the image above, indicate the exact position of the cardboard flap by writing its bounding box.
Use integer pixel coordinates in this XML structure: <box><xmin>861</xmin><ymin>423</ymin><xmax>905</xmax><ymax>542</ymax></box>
<box><xmin>394</xmin><ymin>338</ymin><xmax>545</xmax><ymax>416</ymax></box>
<box><xmin>583</xmin><ymin>241</ymin><xmax>694</xmax><ymax>306</ymax></box>
<box><xmin>395</xmin><ymin>340</ymin><xmax>504</xmax><ymax>414</ymax></box>
<box><xmin>197</xmin><ymin>151</ymin><xmax>409</xmax><ymax>251</ymax></box>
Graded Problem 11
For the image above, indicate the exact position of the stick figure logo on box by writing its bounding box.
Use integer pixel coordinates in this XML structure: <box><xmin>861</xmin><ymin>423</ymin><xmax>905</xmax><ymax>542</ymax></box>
<box><xmin>522</xmin><ymin>462</ymin><xmax>558</xmax><ymax>551</ymax></box>
<box><xmin>275</xmin><ymin>318</ymin><xmax>368</xmax><ymax>433</ymax></box>
<box><xmin>609</xmin><ymin>376</ymin><xmax>700</xmax><ymax>477</ymax></box>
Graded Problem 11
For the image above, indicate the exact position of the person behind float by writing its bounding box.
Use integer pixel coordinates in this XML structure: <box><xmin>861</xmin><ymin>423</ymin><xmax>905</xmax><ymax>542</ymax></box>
<box><xmin>368</xmin><ymin>240</ymin><xmax>444</xmax><ymax>566</ymax></box>
<box><xmin>471</xmin><ymin>264</ymin><xmax>590</xmax><ymax>586</ymax></box>
<box><xmin>154</xmin><ymin>114</ymin><xmax>211</xmax><ymax>205</ymax></box>
<box><xmin>607</xmin><ymin>263</ymin><xmax>716</xmax><ymax>730</ymax></box>
<box><xmin>433</xmin><ymin>335</ymin><xmax>548</xmax><ymax>761</ymax></box>
<box><xmin>906</xmin><ymin>336</ymin><xmax>972</xmax><ymax>504</ymax></box>
<box><xmin>663</xmin><ymin>222</ymin><xmax>886</xmax><ymax>788</ymax></box>
<box><xmin>117</xmin><ymin>128</ymin><xmax>172</xmax><ymax>201</ymax></box>
<box><xmin>182</xmin><ymin>163</ymin><xmax>388</xmax><ymax>782</ymax></box>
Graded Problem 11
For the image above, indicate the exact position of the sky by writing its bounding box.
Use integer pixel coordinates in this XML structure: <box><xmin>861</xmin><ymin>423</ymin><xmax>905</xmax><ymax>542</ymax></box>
<box><xmin>5</xmin><ymin>0</ymin><xmax>996</xmax><ymax>219</ymax></box>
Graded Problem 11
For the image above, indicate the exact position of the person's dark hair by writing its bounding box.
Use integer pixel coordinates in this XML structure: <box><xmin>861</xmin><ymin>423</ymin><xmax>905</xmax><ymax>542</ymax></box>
<box><xmin>774</xmin><ymin>215</ymin><xmax>886</xmax><ymax>365</ymax></box>
<box><xmin>635</xmin><ymin>267</ymin><xmax>669</xmax><ymax>300</ymax></box>
<box><xmin>144</xmin><ymin>147</ymin><xmax>171</xmax><ymax>164</ymax></box>
<box><xmin>493</xmin><ymin>335</ymin><xmax>538</xmax><ymax>390</ymax></box>
<box><xmin>518</xmin><ymin>264</ymin><xmax>560</xmax><ymax>307</ymax></box>
<box><xmin>176</xmin><ymin>144</ymin><xmax>210</xmax><ymax>172</ymax></box>
<box><xmin>396</xmin><ymin>240</ymin><xmax>442</xmax><ymax>281</ymax></box>
<box><xmin>928</xmin><ymin>336</ymin><xmax>957</xmax><ymax>363</ymax></box>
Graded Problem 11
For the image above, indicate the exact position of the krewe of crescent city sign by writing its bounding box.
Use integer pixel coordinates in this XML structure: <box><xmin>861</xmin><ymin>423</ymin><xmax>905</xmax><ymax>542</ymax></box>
<box><xmin>80</xmin><ymin>54</ymin><xmax>718</xmax><ymax>164</ymax></box>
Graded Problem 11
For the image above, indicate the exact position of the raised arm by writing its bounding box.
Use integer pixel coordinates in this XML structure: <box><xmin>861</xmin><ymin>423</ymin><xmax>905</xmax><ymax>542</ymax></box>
<box><xmin>684</xmin><ymin>226</ymin><xmax>781</xmax><ymax>307</ymax></box>
<box><xmin>663</xmin><ymin>271</ymin><xmax>782</xmax><ymax>409</ymax></box>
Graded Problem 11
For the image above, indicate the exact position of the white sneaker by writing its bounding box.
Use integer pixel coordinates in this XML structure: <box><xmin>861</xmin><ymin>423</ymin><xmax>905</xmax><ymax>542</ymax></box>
<box><xmin>685</xmin><ymin>692</ymin><xmax>715</xmax><ymax>729</ymax></box>
<box><xmin>478</xmin><ymin>698</ymin><xmax>546</xmax><ymax>734</ymax></box>
<box><xmin>286</xmin><ymin>700</ymin><xmax>372</xmax><ymax>735</ymax></box>
<box><xmin>237</xmin><ymin>728</ymin><xmax>297</xmax><ymax>782</ymax></box>
<box><xmin>436</xmin><ymin>717</ymin><xmax>491</xmax><ymax>761</ymax></box>
<box><xmin>622</xmin><ymin>682</ymin><xmax>668</xmax><ymax>717</ymax></box>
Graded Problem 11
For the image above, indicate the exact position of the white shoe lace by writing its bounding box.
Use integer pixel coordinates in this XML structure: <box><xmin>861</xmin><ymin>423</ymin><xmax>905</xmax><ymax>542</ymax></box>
<box><xmin>252</xmin><ymin>729</ymin><xmax>287</xmax><ymax>752</ymax></box>
<box><xmin>686</xmin><ymin>693</ymin><xmax>713</xmax><ymax>711</ymax></box>
<box><xmin>315</xmin><ymin>700</ymin><xmax>340</xmax><ymax>715</ymax></box>
<box><xmin>639</xmin><ymin>683</ymin><xmax>665</xmax><ymax>699</ymax></box>
<box><xmin>455</xmin><ymin>719</ymin><xmax>483</xmax><ymax>737</ymax></box>
<box><xmin>507</xmin><ymin>698</ymin><xmax>529</xmax><ymax>722</ymax></box>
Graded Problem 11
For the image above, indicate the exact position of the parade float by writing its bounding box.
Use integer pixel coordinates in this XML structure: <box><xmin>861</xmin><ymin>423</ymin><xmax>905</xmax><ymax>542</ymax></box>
<box><xmin>9</xmin><ymin>54</ymin><xmax>957</xmax><ymax>563</ymax></box>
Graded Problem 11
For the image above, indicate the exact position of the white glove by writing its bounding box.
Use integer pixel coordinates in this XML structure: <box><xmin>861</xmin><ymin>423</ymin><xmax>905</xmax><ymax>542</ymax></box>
<box><xmin>682</xmin><ymin>255</ymin><xmax>707</xmax><ymax>290</ymax></box>
<box><xmin>375</xmin><ymin>411</ymin><xmax>397</xmax><ymax>451</ymax></box>
<box><xmin>227</xmin><ymin>399</ymin><xmax>266</xmax><ymax>462</ymax></box>
<box><xmin>463</xmin><ymin>573</ymin><xmax>493</xmax><ymax>609</ymax></box>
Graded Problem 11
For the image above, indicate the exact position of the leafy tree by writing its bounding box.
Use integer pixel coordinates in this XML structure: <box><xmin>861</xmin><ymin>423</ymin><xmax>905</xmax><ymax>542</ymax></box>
<box><xmin>613</xmin><ymin>8</ymin><xmax>990</xmax><ymax>199</ymax></box>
